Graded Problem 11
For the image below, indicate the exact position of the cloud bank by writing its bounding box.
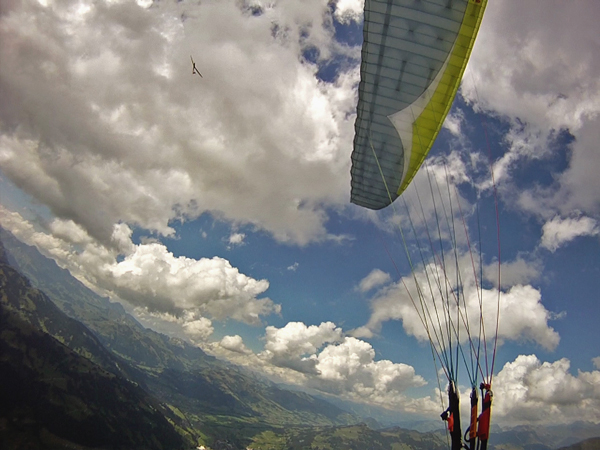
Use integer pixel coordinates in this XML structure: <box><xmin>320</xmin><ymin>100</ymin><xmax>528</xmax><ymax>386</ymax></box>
<box><xmin>0</xmin><ymin>0</ymin><xmax>358</xmax><ymax>247</ymax></box>
<box><xmin>0</xmin><ymin>207</ymin><xmax>279</xmax><ymax>334</ymax></box>
<box><xmin>353</xmin><ymin>256</ymin><xmax>560</xmax><ymax>355</ymax></box>
<box><xmin>492</xmin><ymin>355</ymin><xmax>600</xmax><ymax>425</ymax></box>
<box><xmin>463</xmin><ymin>0</ymin><xmax>600</xmax><ymax>234</ymax></box>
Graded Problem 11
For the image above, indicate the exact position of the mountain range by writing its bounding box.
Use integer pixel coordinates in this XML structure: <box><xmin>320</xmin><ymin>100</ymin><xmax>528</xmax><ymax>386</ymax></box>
<box><xmin>0</xmin><ymin>228</ymin><xmax>358</xmax><ymax>449</ymax></box>
<box><xmin>0</xmin><ymin>227</ymin><xmax>598</xmax><ymax>450</ymax></box>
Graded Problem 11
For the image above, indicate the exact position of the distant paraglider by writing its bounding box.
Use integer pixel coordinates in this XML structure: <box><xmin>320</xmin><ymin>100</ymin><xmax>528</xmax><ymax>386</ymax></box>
<box><xmin>190</xmin><ymin>55</ymin><xmax>203</xmax><ymax>78</ymax></box>
<box><xmin>351</xmin><ymin>1</ymin><xmax>496</xmax><ymax>450</ymax></box>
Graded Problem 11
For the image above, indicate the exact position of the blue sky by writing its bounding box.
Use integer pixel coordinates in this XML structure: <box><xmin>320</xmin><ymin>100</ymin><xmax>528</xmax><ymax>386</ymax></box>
<box><xmin>1</xmin><ymin>0</ymin><xmax>600</xmax><ymax>427</ymax></box>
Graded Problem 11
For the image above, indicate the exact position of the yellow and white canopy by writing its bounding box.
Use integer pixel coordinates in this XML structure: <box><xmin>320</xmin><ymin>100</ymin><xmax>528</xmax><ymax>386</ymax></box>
<box><xmin>351</xmin><ymin>0</ymin><xmax>486</xmax><ymax>210</ymax></box>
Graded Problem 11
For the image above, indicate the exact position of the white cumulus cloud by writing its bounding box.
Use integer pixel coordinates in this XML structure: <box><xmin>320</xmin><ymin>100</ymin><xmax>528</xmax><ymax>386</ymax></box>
<box><xmin>220</xmin><ymin>335</ymin><xmax>252</xmax><ymax>354</ymax></box>
<box><xmin>540</xmin><ymin>215</ymin><xmax>599</xmax><ymax>252</ymax></box>
<box><xmin>357</xmin><ymin>268</ymin><xmax>391</xmax><ymax>293</ymax></box>
<box><xmin>182</xmin><ymin>315</ymin><xmax>214</xmax><ymax>342</ymax></box>
<box><xmin>227</xmin><ymin>232</ymin><xmax>246</xmax><ymax>249</ymax></box>
<box><xmin>358</xmin><ymin>254</ymin><xmax>560</xmax><ymax>360</ymax></box>
<box><xmin>492</xmin><ymin>355</ymin><xmax>600</xmax><ymax>425</ymax></box>
<box><xmin>257</xmin><ymin>321</ymin><xmax>426</xmax><ymax>408</ymax></box>
<box><xmin>0</xmin><ymin>208</ymin><xmax>280</xmax><ymax>327</ymax></box>
<box><xmin>333</xmin><ymin>0</ymin><xmax>364</xmax><ymax>24</ymax></box>
<box><xmin>261</xmin><ymin>321</ymin><xmax>343</xmax><ymax>374</ymax></box>
<box><xmin>310</xmin><ymin>337</ymin><xmax>427</xmax><ymax>407</ymax></box>
<box><xmin>100</xmin><ymin>242</ymin><xmax>279</xmax><ymax>324</ymax></box>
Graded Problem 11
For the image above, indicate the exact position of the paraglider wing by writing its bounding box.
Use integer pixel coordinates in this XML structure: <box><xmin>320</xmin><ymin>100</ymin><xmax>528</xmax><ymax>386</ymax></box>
<box><xmin>351</xmin><ymin>0</ymin><xmax>487</xmax><ymax>210</ymax></box>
